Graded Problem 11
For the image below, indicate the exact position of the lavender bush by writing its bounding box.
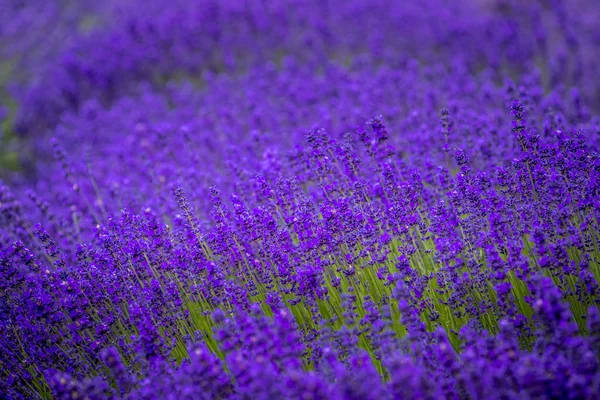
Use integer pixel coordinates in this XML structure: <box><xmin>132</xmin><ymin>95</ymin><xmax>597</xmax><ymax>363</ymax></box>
<box><xmin>2</xmin><ymin>0</ymin><xmax>600</xmax><ymax>399</ymax></box>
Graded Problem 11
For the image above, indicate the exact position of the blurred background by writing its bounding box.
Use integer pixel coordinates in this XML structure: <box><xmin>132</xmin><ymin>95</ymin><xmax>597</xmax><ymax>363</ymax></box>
<box><xmin>1</xmin><ymin>0</ymin><xmax>599</xmax><ymax>179</ymax></box>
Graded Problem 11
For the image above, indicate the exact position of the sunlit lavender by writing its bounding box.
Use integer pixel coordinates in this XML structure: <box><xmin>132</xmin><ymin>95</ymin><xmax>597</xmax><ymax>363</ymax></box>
<box><xmin>1</xmin><ymin>1</ymin><xmax>600</xmax><ymax>399</ymax></box>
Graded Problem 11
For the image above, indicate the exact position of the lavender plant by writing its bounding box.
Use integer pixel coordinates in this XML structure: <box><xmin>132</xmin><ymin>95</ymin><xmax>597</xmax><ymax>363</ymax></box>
<box><xmin>1</xmin><ymin>0</ymin><xmax>600</xmax><ymax>399</ymax></box>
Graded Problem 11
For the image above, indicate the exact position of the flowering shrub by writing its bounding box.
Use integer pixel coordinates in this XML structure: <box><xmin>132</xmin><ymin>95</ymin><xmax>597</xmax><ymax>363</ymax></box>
<box><xmin>1</xmin><ymin>0</ymin><xmax>600</xmax><ymax>399</ymax></box>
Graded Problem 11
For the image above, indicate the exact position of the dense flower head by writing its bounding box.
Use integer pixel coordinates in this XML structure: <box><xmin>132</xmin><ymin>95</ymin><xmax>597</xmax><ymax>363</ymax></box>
<box><xmin>1</xmin><ymin>0</ymin><xmax>600</xmax><ymax>399</ymax></box>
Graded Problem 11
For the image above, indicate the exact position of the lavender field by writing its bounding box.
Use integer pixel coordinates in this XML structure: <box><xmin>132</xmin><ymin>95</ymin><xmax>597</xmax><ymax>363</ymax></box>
<box><xmin>1</xmin><ymin>1</ymin><xmax>600</xmax><ymax>399</ymax></box>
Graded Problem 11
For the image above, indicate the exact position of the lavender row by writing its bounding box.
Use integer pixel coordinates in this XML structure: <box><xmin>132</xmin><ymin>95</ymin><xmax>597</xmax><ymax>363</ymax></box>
<box><xmin>2</xmin><ymin>85</ymin><xmax>600</xmax><ymax>398</ymax></box>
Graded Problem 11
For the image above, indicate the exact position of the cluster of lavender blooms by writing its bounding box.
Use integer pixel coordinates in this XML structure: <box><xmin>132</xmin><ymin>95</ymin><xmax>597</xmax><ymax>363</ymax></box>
<box><xmin>2</xmin><ymin>0</ymin><xmax>600</xmax><ymax>399</ymax></box>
